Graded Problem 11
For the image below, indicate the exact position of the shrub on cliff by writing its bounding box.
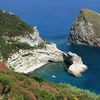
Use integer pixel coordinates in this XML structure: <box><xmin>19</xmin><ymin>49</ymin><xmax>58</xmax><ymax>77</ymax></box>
<box><xmin>0</xmin><ymin>10</ymin><xmax>33</xmax><ymax>37</ymax></box>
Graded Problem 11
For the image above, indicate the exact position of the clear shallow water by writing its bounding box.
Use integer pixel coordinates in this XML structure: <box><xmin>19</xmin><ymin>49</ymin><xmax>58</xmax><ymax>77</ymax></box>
<box><xmin>0</xmin><ymin>0</ymin><xmax>100</xmax><ymax>94</ymax></box>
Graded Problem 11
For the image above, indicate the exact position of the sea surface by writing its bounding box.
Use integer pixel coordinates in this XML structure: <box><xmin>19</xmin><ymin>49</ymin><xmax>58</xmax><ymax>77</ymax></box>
<box><xmin>0</xmin><ymin>0</ymin><xmax>100</xmax><ymax>94</ymax></box>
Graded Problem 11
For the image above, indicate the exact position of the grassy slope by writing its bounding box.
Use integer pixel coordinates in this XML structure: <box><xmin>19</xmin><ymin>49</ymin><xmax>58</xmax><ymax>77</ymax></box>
<box><xmin>0</xmin><ymin>71</ymin><xmax>100</xmax><ymax>100</ymax></box>
<box><xmin>0</xmin><ymin>10</ymin><xmax>33</xmax><ymax>37</ymax></box>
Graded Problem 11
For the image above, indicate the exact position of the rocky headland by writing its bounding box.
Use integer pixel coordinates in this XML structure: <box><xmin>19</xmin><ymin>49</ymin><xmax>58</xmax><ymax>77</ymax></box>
<box><xmin>69</xmin><ymin>9</ymin><xmax>100</xmax><ymax>47</ymax></box>
<box><xmin>0</xmin><ymin>10</ymin><xmax>87</xmax><ymax>77</ymax></box>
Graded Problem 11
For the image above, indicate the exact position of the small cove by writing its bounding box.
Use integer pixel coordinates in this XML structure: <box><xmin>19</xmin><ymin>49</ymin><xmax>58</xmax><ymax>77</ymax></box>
<box><xmin>32</xmin><ymin>38</ymin><xmax>100</xmax><ymax>94</ymax></box>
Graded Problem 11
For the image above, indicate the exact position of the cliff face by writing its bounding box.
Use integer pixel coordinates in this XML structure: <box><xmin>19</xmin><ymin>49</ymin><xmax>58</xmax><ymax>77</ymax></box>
<box><xmin>7</xmin><ymin>43</ymin><xmax>64</xmax><ymax>73</ymax></box>
<box><xmin>69</xmin><ymin>9</ymin><xmax>100</xmax><ymax>47</ymax></box>
<box><xmin>0</xmin><ymin>10</ymin><xmax>43</xmax><ymax>60</ymax></box>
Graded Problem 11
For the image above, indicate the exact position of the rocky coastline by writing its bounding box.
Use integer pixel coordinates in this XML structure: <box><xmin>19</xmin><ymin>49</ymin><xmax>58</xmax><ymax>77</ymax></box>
<box><xmin>0</xmin><ymin>10</ymin><xmax>88</xmax><ymax>77</ymax></box>
<box><xmin>7</xmin><ymin>27</ymin><xmax>88</xmax><ymax>77</ymax></box>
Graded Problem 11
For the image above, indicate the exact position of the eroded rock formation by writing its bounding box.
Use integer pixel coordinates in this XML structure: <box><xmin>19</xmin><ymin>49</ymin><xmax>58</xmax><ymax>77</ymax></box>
<box><xmin>69</xmin><ymin>9</ymin><xmax>100</xmax><ymax>47</ymax></box>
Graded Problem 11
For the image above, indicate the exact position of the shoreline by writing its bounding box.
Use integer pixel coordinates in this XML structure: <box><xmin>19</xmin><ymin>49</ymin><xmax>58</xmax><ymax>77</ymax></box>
<box><xmin>14</xmin><ymin>62</ymin><xmax>49</xmax><ymax>74</ymax></box>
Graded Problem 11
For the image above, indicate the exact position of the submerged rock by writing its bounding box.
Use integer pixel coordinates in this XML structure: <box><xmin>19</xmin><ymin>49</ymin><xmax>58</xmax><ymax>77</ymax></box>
<box><xmin>69</xmin><ymin>9</ymin><xmax>100</xmax><ymax>47</ymax></box>
<box><xmin>52</xmin><ymin>75</ymin><xmax>56</xmax><ymax>78</ymax></box>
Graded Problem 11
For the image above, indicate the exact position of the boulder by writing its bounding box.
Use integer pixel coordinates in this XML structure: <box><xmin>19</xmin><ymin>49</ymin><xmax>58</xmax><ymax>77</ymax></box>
<box><xmin>67</xmin><ymin>52</ymin><xmax>88</xmax><ymax>77</ymax></box>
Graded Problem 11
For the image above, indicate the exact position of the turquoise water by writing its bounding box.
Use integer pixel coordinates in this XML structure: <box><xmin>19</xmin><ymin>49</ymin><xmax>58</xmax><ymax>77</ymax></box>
<box><xmin>31</xmin><ymin>43</ymin><xmax>100</xmax><ymax>94</ymax></box>
<box><xmin>31</xmin><ymin>62</ymin><xmax>98</xmax><ymax>93</ymax></box>
<box><xmin>0</xmin><ymin>0</ymin><xmax>100</xmax><ymax>94</ymax></box>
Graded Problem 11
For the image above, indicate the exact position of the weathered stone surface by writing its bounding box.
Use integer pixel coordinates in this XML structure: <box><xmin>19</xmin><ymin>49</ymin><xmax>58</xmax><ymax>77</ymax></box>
<box><xmin>67</xmin><ymin>52</ymin><xmax>88</xmax><ymax>77</ymax></box>
<box><xmin>7</xmin><ymin>43</ymin><xmax>64</xmax><ymax>73</ymax></box>
<box><xmin>69</xmin><ymin>9</ymin><xmax>100</xmax><ymax>47</ymax></box>
<box><xmin>7</xmin><ymin>44</ymin><xmax>88</xmax><ymax>77</ymax></box>
<box><xmin>68</xmin><ymin>64</ymin><xmax>87</xmax><ymax>77</ymax></box>
<box><xmin>19</xmin><ymin>27</ymin><xmax>43</xmax><ymax>46</ymax></box>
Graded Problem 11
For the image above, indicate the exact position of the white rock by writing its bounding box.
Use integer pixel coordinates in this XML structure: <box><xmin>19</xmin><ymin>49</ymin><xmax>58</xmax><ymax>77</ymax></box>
<box><xmin>68</xmin><ymin>64</ymin><xmax>88</xmax><ymax>77</ymax></box>
<box><xmin>7</xmin><ymin>43</ymin><xmax>64</xmax><ymax>73</ymax></box>
<box><xmin>67</xmin><ymin>52</ymin><xmax>88</xmax><ymax>77</ymax></box>
<box><xmin>6</xmin><ymin>28</ymin><xmax>88</xmax><ymax>77</ymax></box>
<box><xmin>19</xmin><ymin>27</ymin><xmax>43</xmax><ymax>47</ymax></box>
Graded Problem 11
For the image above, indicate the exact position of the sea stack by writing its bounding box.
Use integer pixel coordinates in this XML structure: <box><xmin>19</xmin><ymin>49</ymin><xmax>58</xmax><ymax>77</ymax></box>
<box><xmin>69</xmin><ymin>9</ymin><xmax>100</xmax><ymax>47</ymax></box>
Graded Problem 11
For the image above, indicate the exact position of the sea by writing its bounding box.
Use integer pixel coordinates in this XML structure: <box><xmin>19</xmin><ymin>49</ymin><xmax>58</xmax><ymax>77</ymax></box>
<box><xmin>0</xmin><ymin>0</ymin><xmax>100</xmax><ymax>94</ymax></box>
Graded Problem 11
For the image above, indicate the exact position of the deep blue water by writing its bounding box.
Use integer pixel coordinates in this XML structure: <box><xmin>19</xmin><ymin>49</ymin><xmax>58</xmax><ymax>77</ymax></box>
<box><xmin>0</xmin><ymin>0</ymin><xmax>100</xmax><ymax>94</ymax></box>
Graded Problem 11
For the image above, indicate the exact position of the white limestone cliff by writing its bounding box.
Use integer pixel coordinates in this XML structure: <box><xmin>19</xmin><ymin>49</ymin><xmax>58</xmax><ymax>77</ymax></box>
<box><xmin>7</xmin><ymin>43</ymin><xmax>88</xmax><ymax>77</ymax></box>
<box><xmin>6</xmin><ymin>27</ymin><xmax>87</xmax><ymax>77</ymax></box>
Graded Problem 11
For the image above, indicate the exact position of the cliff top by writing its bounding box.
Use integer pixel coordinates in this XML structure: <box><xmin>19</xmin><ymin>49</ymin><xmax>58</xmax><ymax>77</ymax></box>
<box><xmin>79</xmin><ymin>9</ymin><xmax>100</xmax><ymax>37</ymax></box>
<box><xmin>0</xmin><ymin>10</ymin><xmax>33</xmax><ymax>37</ymax></box>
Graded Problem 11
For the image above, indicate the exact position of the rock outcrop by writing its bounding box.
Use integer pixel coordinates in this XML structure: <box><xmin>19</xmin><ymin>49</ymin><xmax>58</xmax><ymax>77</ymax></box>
<box><xmin>7</xmin><ymin>43</ymin><xmax>64</xmax><ymax>73</ymax></box>
<box><xmin>19</xmin><ymin>27</ymin><xmax>43</xmax><ymax>46</ymax></box>
<box><xmin>0</xmin><ymin>10</ymin><xmax>43</xmax><ymax>60</ymax></box>
<box><xmin>67</xmin><ymin>52</ymin><xmax>87</xmax><ymax>77</ymax></box>
<box><xmin>7</xmin><ymin>43</ymin><xmax>88</xmax><ymax>77</ymax></box>
<box><xmin>69</xmin><ymin>9</ymin><xmax>100</xmax><ymax>47</ymax></box>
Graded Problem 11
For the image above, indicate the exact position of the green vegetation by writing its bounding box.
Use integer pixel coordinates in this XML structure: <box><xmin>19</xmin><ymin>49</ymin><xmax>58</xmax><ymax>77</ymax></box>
<box><xmin>0</xmin><ymin>9</ymin><xmax>35</xmax><ymax>60</ymax></box>
<box><xmin>0</xmin><ymin>37</ymin><xmax>46</xmax><ymax>60</ymax></box>
<box><xmin>0</xmin><ymin>10</ymin><xmax>33</xmax><ymax>37</ymax></box>
<box><xmin>0</xmin><ymin>38</ymin><xmax>33</xmax><ymax>60</ymax></box>
<box><xmin>0</xmin><ymin>71</ymin><xmax>100</xmax><ymax>100</ymax></box>
<box><xmin>0</xmin><ymin>10</ymin><xmax>46</xmax><ymax>60</ymax></box>
<box><xmin>33</xmin><ymin>76</ymin><xmax>44</xmax><ymax>83</ymax></box>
